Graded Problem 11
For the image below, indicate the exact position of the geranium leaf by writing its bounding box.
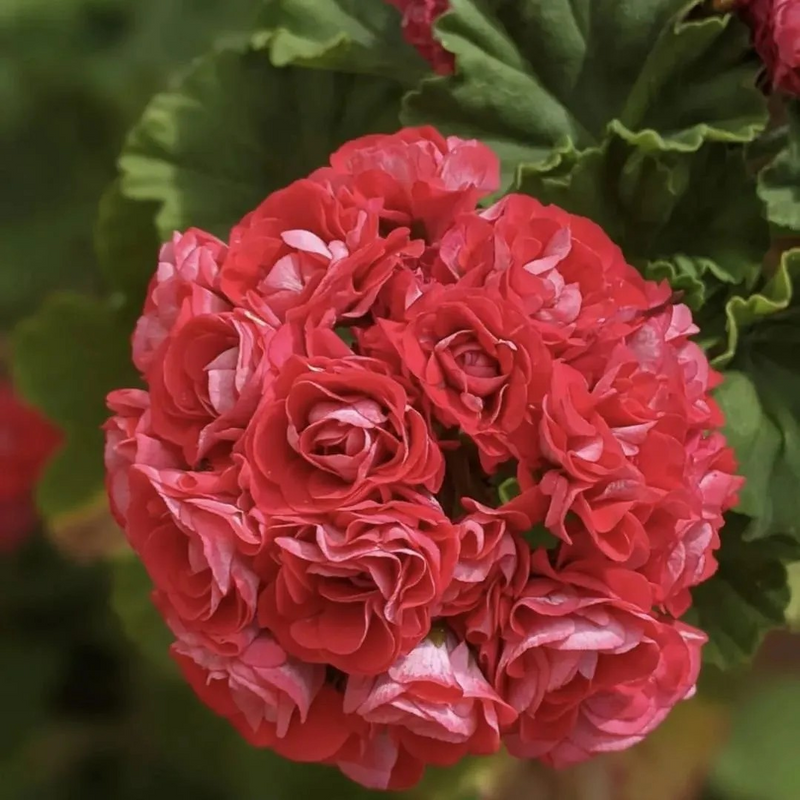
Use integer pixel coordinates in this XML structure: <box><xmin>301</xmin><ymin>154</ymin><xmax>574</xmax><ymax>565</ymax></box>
<box><xmin>119</xmin><ymin>39</ymin><xmax>405</xmax><ymax>241</ymax></box>
<box><xmin>713</xmin><ymin>251</ymin><xmax>800</xmax><ymax>543</ymax></box>
<box><xmin>515</xmin><ymin>128</ymin><xmax>767</xmax><ymax>305</ymax></box>
<box><xmin>715</xmin><ymin>371</ymin><xmax>781</xmax><ymax>521</ymax></box>
<box><xmin>12</xmin><ymin>293</ymin><xmax>139</xmax><ymax>519</ymax></box>
<box><xmin>95</xmin><ymin>178</ymin><xmax>160</xmax><ymax>308</ymax></box>
<box><xmin>687</xmin><ymin>515</ymin><xmax>800</xmax><ymax>669</ymax></box>
<box><xmin>255</xmin><ymin>0</ymin><xmax>429</xmax><ymax>83</ymax></box>
<box><xmin>714</xmin><ymin>248</ymin><xmax>800</xmax><ymax>369</ymax></box>
<box><xmin>402</xmin><ymin>0</ymin><xmax>766</xmax><ymax>184</ymax></box>
<box><xmin>759</xmin><ymin>101</ymin><xmax>800</xmax><ymax>233</ymax></box>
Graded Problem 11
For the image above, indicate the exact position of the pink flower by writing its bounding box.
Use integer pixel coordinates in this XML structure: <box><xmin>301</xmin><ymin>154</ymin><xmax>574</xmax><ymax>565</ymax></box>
<box><xmin>639</xmin><ymin>431</ymin><xmax>742</xmax><ymax>615</ymax></box>
<box><xmin>241</xmin><ymin>353</ymin><xmax>444</xmax><ymax>513</ymax></box>
<box><xmin>386</xmin><ymin>1</ymin><xmax>455</xmax><ymax>75</ymax></box>
<box><xmin>739</xmin><ymin>0</ymin><xmax>800</xmax><ymax>94</ymax></box>
<box><xmin>342</xmin><ymin>632</ymin><xmax>516</xmax><ymax>788</ymax></box>
<box><xmin>103</xmin><ymin>129</ymin><xmax>742</xmax><ymax>786</ymax></box>
<box><xmin>146</xmin><ymin>309</ymin><xmax>275</xmax><ymax>464</ymax></box>
<box><xmin>221</xmin><ymin>179</ymin><xmax>422</xmax><ymax>325</ymax></box>
<box><xmin>311</xmin><ymin>127</ymin><xmax>499</xmax><ymax>241</ymax></box>
<box><xmin>256</xmin><ymin>496</ymin><xmax>459</xmax><ymax>674</ymax></box>
<box><xmin>496</xmin><ymin>556</ymin><xmax>704</xmax><ymax>766</ymax></box>
<box><xmin>132</xmin><ymin>229</ymin><xmax>229</xmax><ymax>374</ymax></box>
<box><xmin>0</xmin><ymin>382</ymin><xmax>61</xmax><ymax>551</ymax></box>
<box><xmin>376</xmin><ymin>285</ymin><xmax>552</xmax><ymax>469</ymax></box>
<box><xmin>430</xmin><ymin>195</ymin><xmax>661</xmax><ymax>366</ymax></box>
<box><xmin>337</xmin><ymin>731</ymin><xmax>425</xmax><ymax>791</ymax></box>
<box><xmin>126</xmin><ymin>465</ymin><xmax>260</xmax><ymax>655</ymax></box>
<box><xmin>439</xmin><ymin>499</ymin><xmax>530</xmax><ymax>645</ymax></box>
<box><xmin>174</xmin><ymin>634</ymin><xmax>360</xmax><ymax>763</ymax></box>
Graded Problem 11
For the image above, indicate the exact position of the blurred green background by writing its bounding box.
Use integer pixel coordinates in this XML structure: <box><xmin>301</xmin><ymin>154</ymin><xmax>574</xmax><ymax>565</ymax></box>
<box><xmin>1</xmin><ymin>2</ymin><xmax>799</xmax><ymax>799</ymax></box>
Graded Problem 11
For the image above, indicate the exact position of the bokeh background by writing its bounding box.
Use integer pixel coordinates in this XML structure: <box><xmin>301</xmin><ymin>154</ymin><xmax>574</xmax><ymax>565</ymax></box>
<box><xmin>1</xmin><ymin>2</ymin><xmax>799</xmax><ymax>798</ymax></box>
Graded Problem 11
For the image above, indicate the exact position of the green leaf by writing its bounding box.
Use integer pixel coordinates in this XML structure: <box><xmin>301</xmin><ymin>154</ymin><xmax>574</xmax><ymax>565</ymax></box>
<box><xmin>515</xmin><ymin>128</ymin><xmax>767</xmax><ymax>305</ymax></box>
<box><xmin>521</xmin><ymin>523</ymin><xmax>560</xmax><ymax>551</ymax></box>
<box><xmin>334</xmin><ymin>326</ymin><xmax>355</xmax><ymax>347</ymax></box>
<box><xmin>497</xmin><ymin>477</ymin><xmax>520</xmax><ymax>504</ymax></box>
<box><xmin>110</xmin><ymin>552</ymin><xmax>175</xmax><ymax>675</ymax></box>
<box><xmin>759</xmin><ymin>101</ymin><xmax>800</xmax><ymax>233</ymax></box>
<box><xmin>255</xmin><ymin>0</ymin><xmax>428</xmax><ymax>83</ymax></box>
<box><xmin>402</xmin><ymin>0</ymin><xmax>766</xmax><ymax>184</ymax></box>
<box><xmin>95</xmin><ymin>178</ymin><xmax>160</xmax><ymax>307</ymax></box>
<box><xmin>12</xmin><ymin>293</ymin><xmax>139</xmax><ymax>518</ymax></box>
<box><xmin>715</xmin><ymin>372</ymin><xmax>781</xmax><ymax>521</ymax></box>
<box><xmin>714</xmin><ymin>248</ymin><xmax>800</xmax><ymax>369</ymax></box>
<box><xmin>688</xmin><ymin>515</ymin><xmax>800</xmax><ymax>669</ymax></box>
<box><xmin>713</xmin><ymin>250</ymin><xmax>800</xmax><ymax>542</ymax></box>
<box><xmin>119</xmin><ymin>39</ymin><xmax>405</xmax><ymax>241</ymax></box>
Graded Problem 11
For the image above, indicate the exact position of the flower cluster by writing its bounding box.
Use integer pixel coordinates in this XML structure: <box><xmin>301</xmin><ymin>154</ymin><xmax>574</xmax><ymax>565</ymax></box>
<box><xmin>0</xmin><ymin>382</ymin><xmax>61</xmax><ymax>550</ymax></box>
<box><xmin>387</xmin><ymin>0</ymin><xmax>454</xmax><ymax>75</ymax></box>
<box><xmin>105</xmin><ymin>126</ymin><xmax>741</xmax><ymax>789</ymax></box>
<box><xmin>738</xmin><ymin>0</ymin><xmax>800</xmax><ymax>94</ymax></box>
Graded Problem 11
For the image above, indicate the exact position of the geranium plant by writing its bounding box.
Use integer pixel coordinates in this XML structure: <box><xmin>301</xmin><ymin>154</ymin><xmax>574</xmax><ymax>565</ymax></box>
<box><xmin>12</xmin><ymin>0</ymin><xmax>800</xmax><ymax>796</ymax></box>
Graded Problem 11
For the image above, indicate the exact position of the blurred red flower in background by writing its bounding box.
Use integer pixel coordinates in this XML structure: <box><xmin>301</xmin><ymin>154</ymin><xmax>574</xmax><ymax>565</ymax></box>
<box><xmin>0</xmin><ymin>382</ymin><xmax>61</xmax><ymax>550</ymax></box>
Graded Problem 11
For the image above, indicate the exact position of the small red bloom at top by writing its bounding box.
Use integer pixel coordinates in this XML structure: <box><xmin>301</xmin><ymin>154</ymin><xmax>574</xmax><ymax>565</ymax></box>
<box><xmin>387</xmin><ymin>0</ymin><xmax>455</xmax><ymax>75</ymax></box>
<box><xmin>738</xmin><ymin>0</ymin><xmax>800</xmax><ymax>94</ymax></box>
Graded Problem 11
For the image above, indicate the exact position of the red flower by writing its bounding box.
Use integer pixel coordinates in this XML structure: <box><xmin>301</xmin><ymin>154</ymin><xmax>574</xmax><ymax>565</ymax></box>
<box><xmin>174</xmin><ymin>633</ymin><xmax>359</xmax><ymax>763</ymax></box>
<box><xmin>221</xmin><ymin>179</ymin><xmax>422</xmax><ymax>325</ymax></box>
<box><xmin>342</xmin><ymin>632</ymin><xmax>516</xmax><ymax>787</ymax></box>
<box><xmin>439</xmin><ymin>499</ymin><xmax>530</xmax><ymax>645</ymax></box>
<box><xmin>311</xmin><ymin>127</ymin><xmax>499</xmax><ymax>241</ymax></box>
<box><xmin>386</xmin><ymin>1</ymin><xmax>455</xmax><ymax>75</ymax></box>
<box><xmin>376</xmin><ymin>285</ymin><xmax>552</xmax><ymax>469</ymax></box>
<box><xmin>105</xmin><ymin>389</ymin><xmax>176</xmax><ymax>527</ymax></box>
<box><xmin>430</xmin><ymin>195</ymin><xmax>662</xmax><ymax>368</ymax></box>
<box><xmin>496</xmin><ymin>555</ymin><xmax>704</xmax><ymax>766</ymax></box>
<box><xmin>104</xmin><ymin>128</ymin><xmax>742</xmax><ymax>787</ymax></box>
<box><xmin>242</xmin><ymin>354</ymin><xmax>444</xmax><ymax>513</ymax></box>
<box><xmin>133</xmin><ymin>229</ymin><xmax>229</xmax><ymax>374</ymax></box>
<box><xmin>256</xmin><ymin>496</ymin><xmax>458</xmax><ymax>674</ymax></box>
<box><xmin>126</xmin><ymin>465</ymin><xmax>260</xmax><ymax>655</ymax></box>
<box><xmin>0</xmin><ymin>383</ymin><xmax>61</xmax><ymax>550</ymax></box>
<box><xmin>147</xmin><ymin>309</ymin><xmax>275</xmax><ymax>464</ymax></box>
<box><xmin>739</xmin><ymin>0</ymin><xmax>800</xmax><ymax>94</ymax></box>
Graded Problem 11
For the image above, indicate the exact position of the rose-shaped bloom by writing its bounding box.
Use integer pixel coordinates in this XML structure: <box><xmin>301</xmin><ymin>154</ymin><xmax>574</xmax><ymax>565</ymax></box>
<box><xmin>174</xmin><ymin>634</ymin><xmax>359</xmax><ymax>763</ymax></box>
<box><xmin>256</xmin><ymin>496</ymin><xmax>458</xmax><ymax>674</ymax></box>
<box><xmin>638</xmin><ymin>431</ymin><xmax>742</xmax><ymax>615</ymax></box>
<box><xmin>343</xmin><ymin>632</ymin><xmax>516</xmax><ymax>788</ymax></box>
<box><xmin>105</xmin><ymin>389</ymin><xmax>172</xmax><ymax>526</ymax></box>
<box><xmin>495</xmin><ymin>556</ymin><xmax>704</xmax><ymax>766</ymax></box>
<box><xmin>377</xmin><ymin>285</ymin><xmax>552</xmax><ymax>469</ymax></box>
<box><xmin>439</xmin><ymin>499</ymin><xmax>530</xmax><ymax>644</ymax></box>
<box><xmin>311</xmin><ymin>127</ymin><xmax>499</xmax><ymax>241</ymax></box>
<box><xmin>0</xmin><ymin>383</ymin><xmax>61</xmax><ymax>550</ymax></box>
<box><xmin>540</xmin><ymin>362</ymin><xmax>635</xmax><ymax>484</ymax></box>
<box><xmin>242</xmin><ymin>354</ymin><xmax>444</xmax><ymax>513</ymax></box>
<box><xmin>147</xmin><ymin>308</ymin><xmax>277</xmax><ymax>464</ymax></box>
<box><xmin>616</xmin><ymin>304</ymin><xmax>721</xmax><ymax>430</ymax></box>
<box><xmin>221</xmin><ymin>178</ymin><xmax>421</xmax><ymax>325</ymax></box>
<box><xmin>132</xmin><ymin>229</ymin><xmax>230</xmax><ymax>374</ymax></box>
<box><xmin>126</xmin><ymin>465</ymin><xmax>259</xmax><ymax>655</ymax></box>
<box><xmin>430</xmin><ymin>194</ymin><xmax>661</xmax><ymax>365</ymax></box>
<box><xmin>337</xmin><ymin>731</ymin><xmax>426</xmax><ymax>792</ymax></box>
<box><xmin>739</xmin><ymin>0</ymin><xmax>800</xmax><ymax>94</ymax></box>
<box><xmin>386</xmin><ymin>1</ymin><xmax>454</xmax><ymax>75</ymax></box>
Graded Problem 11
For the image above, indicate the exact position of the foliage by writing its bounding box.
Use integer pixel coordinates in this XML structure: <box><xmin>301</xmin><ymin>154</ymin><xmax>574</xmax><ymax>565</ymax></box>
<box><xmin>8</xmin><ymin>0</ymin><xmax>800</xmax><ymax>797</ymax></box>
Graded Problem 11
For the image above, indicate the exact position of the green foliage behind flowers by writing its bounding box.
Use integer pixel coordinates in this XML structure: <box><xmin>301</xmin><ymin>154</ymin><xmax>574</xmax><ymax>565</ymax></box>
<box><xmin>11</xmin><ymin>0</ymin><xmax>800</xmax><ymax>739</ymax></box>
